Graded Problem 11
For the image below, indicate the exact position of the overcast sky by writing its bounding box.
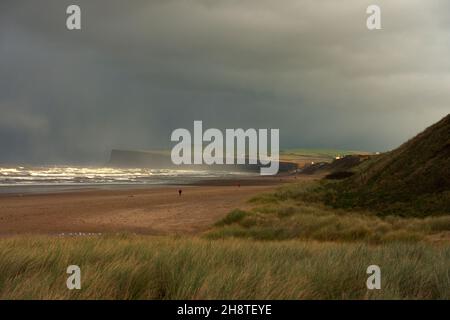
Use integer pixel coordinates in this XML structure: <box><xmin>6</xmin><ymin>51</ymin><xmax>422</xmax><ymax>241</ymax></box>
<box><xmin>0</xmin><ymin>0</ymin><xmax>449</xmax><ymax>164</ymax></box>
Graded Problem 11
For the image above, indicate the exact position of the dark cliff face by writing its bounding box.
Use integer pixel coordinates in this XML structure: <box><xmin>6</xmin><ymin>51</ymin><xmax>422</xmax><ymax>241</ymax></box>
<box><xmin>108</xmin><ymin>149</ymin><xmax>297</xmax><ymax>173</ymax></box>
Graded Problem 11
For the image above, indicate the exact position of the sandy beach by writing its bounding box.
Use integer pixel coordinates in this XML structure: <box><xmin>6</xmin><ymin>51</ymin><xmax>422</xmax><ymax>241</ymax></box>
<box><xmin>0</xmin><ymin>178</ymin><xmax>290</xmax><ymax>236</ymax></box>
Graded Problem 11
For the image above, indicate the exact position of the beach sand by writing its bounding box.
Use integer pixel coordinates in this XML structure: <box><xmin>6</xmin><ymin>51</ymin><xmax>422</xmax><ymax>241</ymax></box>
<box><xmin>0</xmin><ymin>177</ymin><xmax>294</xmax><ymax>236</ymax></box>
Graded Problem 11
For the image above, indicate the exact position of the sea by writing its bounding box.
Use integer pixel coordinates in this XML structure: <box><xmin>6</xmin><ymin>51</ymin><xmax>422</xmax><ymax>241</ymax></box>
<box><xmin>0</xmin><ymin>166</ymin><xmax>255</xmax><ymax>194</ymax></box>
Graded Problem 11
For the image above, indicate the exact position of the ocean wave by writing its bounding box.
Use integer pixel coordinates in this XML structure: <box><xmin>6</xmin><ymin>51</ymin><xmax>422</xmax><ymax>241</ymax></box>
<box><xmin>0</xmin><ymin>166</ymin><xmax>252</xmax><ymax>186</ymax></box>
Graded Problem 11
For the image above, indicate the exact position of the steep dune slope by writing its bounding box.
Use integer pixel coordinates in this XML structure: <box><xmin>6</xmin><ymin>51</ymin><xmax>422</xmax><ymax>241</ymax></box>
<box><xmin>326</xmin><ymin>114</ymin><xmax>450</xmax><ymax>216</ymax></box>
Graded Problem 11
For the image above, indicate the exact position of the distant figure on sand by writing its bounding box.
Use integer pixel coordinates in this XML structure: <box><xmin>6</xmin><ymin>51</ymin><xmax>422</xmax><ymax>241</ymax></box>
<box><xmin>178</xmin><ymin>189</ymin><xmax>182</xmax><ymax>196</ymax></box>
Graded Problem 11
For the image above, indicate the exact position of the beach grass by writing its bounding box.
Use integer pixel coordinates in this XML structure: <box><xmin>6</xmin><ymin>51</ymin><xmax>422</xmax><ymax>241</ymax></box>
<box><xmin>206</xmin><ymin>182</ymin><xmax>450</xmax><ymax>243</ymax></box>
<box><xmin>0</xmin><ymin>235</ymin><xmax>449</xmax><ymax>300</ymax></box>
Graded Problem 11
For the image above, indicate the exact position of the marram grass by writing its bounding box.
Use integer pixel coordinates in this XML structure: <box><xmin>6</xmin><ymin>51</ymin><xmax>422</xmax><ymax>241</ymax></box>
<box><xmin>0</xmin><ymin>235</ymin><xmax>448</xmax><ymax>299</ymax></box>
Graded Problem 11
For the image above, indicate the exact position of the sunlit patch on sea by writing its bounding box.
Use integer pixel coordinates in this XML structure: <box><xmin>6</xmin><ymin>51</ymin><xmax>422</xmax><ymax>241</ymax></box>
<box><xmin>0</xmin><ymin>166</ymin><xmax>255</xmax><ymax>191</ymax></box>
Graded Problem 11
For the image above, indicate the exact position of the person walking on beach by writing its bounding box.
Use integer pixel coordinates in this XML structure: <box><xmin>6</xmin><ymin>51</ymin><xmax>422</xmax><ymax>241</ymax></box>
<box><xmin>178</xmin><ymin>189</ymin><xmax>182</xmax><ymax>196</ymax></box>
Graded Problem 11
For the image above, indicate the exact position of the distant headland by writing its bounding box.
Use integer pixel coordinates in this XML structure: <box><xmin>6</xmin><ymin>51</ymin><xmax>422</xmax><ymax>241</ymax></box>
<box><xmin>108</xmin><ymin>149</ymin><xmax>298</xmax><ymax>173</ymax></box>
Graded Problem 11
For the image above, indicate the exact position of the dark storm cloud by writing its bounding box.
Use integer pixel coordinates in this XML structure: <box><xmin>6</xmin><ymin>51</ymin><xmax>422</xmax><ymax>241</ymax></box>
<box><xmin>0</xmin><ymin>0</ymin><xmax>449</xmax><ymax>164</ymax></box>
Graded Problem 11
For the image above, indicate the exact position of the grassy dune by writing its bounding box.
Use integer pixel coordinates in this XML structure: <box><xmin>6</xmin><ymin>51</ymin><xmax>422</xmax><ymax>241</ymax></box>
<box><xmin>207</xmin><ymin>182</ymin><xmax>450</xmax><ymax>242</ymax></box>
<box><xmin>0</xmin><ymin>235</ymin><xmax>449</xmax><ymax>300</ymax></box>
<box><xmin>320</xmin><ymin>114</ymin><xmax>450</xmax><ymax>217</ymax></box>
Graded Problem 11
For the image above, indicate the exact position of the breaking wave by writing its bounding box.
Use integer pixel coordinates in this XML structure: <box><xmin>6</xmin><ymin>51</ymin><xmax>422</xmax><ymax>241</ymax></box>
<box><xmin>0</xmin><ymin>166</ymin><xmax>252</xmax><ymax>186</ymax></box>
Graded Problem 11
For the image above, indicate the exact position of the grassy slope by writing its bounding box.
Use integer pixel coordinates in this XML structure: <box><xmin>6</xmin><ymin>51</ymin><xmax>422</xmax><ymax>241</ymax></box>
<box><xmin>0</xmin><ymin>235</ymin><xmax>449</xmax><ymax>300</ymax></box>
<box><xmin>207</xmin><ymin>182</ymin><xmax>450</xmax><ymax>243</ymax></box>
<box><xmin>320</xmin><ymin>114</ymin><xmax>450</xmax><ymax>216</ymax></box>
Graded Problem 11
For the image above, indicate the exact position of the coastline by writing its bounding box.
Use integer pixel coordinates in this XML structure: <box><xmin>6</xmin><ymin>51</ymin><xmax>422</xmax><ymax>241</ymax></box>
<box><xmin>0</xmin><ymin>174</ymin><xmax>290</xmax><ymax>195</ymax></box>
<box><xmin>0</xmin><ymin>175</ymin><xmax>298</xmax><ymax>236</ymax></box>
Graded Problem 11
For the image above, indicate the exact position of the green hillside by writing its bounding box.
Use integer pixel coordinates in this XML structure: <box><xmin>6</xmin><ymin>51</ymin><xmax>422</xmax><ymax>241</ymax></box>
<box><xmin>320</xmin><ymin>114</ymin><xmax>450</xmax><ymax>216</ymax></box>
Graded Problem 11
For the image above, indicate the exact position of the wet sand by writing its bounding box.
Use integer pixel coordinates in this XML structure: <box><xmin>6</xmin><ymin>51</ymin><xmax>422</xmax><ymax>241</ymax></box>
<box><xmin>0</xmin><ymin>178</ymin><xmax>290</xmax><ymax>236</ymax></box>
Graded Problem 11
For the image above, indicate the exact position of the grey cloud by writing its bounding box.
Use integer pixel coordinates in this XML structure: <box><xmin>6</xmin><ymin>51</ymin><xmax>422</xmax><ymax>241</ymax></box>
<box><xmin>0</xmin><ymin>0</ymin><xmax>449</xmax><ymax>164</ymax></box>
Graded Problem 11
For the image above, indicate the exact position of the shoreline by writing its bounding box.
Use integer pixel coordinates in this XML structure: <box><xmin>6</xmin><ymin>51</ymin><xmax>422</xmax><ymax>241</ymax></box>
<box><xmin>0</xmin><ymin>174</ymin><xmax>294</xmax><ymax>196</ymax></box>
<box><xmin>0</xmin><ymin>176</ymin><xmax>299</xmax><ymax>236</ymax></box>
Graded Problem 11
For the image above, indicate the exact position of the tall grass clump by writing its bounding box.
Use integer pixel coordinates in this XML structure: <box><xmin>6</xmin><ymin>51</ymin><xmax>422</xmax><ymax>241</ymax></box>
<box><xmin>0</xmin><ymin>235</ymin><xmax>448</xmax><ymax>299</ymax></box>
<box><xmin>206</xmin><ymin>182</ymin><xmax>450</xmax><ymax>242</ymax></box>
